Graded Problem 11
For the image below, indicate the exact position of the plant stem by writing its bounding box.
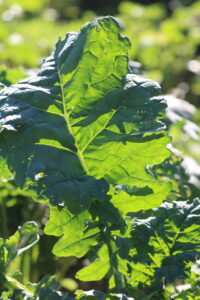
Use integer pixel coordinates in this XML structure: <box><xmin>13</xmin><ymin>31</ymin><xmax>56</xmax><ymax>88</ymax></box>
<box><xmin>31</xmin><ymin>244</ymin><xmax>40</xmax><ymax>283</ymax></box>
<box><xmin>1</xmin><ymin>197</ymin><xmax>8</xmax><ymax>238</ymax></box>
<box><xmin>106</xmin><ymin>236</ymin><xmax>123</xmax><ymax>290</ymax></box>
<box><xmin>4</xmin><ymin>274</ymin><xmax>34</xmax><ymax>296</ymax></box>
<box><xmin>21</xmin><ymin>250</ymin><xmax>31</xmax><ymax>284</ymax></box>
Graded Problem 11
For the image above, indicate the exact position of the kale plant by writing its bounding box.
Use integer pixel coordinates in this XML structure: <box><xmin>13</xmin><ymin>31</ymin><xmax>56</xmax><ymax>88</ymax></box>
<box><xmin>0</xmin><ymin>16</ymin><xmax>199</xmax><ymax>300</ymax></box>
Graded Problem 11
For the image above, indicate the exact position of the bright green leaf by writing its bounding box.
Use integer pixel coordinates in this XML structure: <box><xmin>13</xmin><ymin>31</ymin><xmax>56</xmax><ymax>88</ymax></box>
<box><xmin>76</xmin><ymin>245</ymin><xmax>110</xmax><ymax>281</ymax></box>
<box><xmin>44</xmin><ymin>207</ymin><xmax>99</xmax><ymax>257</ymax></box>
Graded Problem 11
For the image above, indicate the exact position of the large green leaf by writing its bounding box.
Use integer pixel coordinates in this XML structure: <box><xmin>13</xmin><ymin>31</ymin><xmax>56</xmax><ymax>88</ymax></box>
<box><xmin>0</xmin><ymin>16</ymin><xmax>170</xmax><ymax>214</ymax></box>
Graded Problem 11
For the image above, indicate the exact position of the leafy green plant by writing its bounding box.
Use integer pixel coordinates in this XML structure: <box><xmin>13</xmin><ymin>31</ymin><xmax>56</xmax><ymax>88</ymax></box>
<box><xmin>0</xmin><ymin>222</ymin><xmax>73</xmax><ymax>299</ymax></box>
<box><xmin>0</xmin><ymin>16</ymin><xmax>199</xmax><ymax>300</ymax></box>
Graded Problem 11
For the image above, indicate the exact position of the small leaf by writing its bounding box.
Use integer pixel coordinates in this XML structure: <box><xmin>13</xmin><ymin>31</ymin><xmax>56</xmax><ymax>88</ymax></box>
<box><xmin>0</xmin><ymin>222</ymin><xmax>39</xmax><ymax>270</ymax></box>
<box><xmin>5</xmin><ymin>221</ymin><xmax>39</xmax><ymax>263</ymax></box>
<box><xmin>111</xmin><ymin>180</ymin><xmax>171</xmax><ymax>215</ymax></box>
<box><xmin>44</xmin><ymin>207</ymin><xmax>91</xmax><ymax>237</ymax></box>
<box><xmin>44</xmin><ymin>207</ymin><xmax>99</xmax><ymax>258</ymax></box>
<box><xmin>76</xmin><ymin>289</ymin><xmax>135</xmax><ymax>300</ymax></box>
<box><xmin>52</xmin><ymin>226</ymin><xmax>99</xmax><ymax>258</ymax></box>
<box><xmin>76</xmin><ymin>245</ymin><xmax>110</xmax><ymax>281</ymax></box>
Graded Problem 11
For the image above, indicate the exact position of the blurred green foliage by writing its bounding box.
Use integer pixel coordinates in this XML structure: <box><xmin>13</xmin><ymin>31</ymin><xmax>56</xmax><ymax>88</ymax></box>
<box><xmin>0</xmin><ymin>0</ymin><xmax>95</xmax><ymax>67</ymax></box>
<box><xmin>118</xmin><ymin>1</ymin><xmax>200</xmax><ymax>106</ymax></box>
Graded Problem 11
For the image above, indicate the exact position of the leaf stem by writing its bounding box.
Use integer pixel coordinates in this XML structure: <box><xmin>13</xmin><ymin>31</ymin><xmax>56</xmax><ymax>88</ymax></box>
<box><xmin>4</xmin><ymin>274</ymin><xmax>34</xmax><ymax>296</ymax></box>
<box><xmin>21</xmin><ymin>250</ymin><xmax>31</xmax><ymax>284</ymax></box>
<box><xmin>1</xmin><ymin>197</ymin><xmax>8</xmax><ymax>238</ymax></box>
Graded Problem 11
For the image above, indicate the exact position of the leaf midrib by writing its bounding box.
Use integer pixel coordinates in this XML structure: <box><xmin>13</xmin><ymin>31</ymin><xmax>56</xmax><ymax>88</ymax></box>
<box><xmin>57</xmin><ymin>66</ymin><xmax>90</xmax><ymax>175</ymax></box>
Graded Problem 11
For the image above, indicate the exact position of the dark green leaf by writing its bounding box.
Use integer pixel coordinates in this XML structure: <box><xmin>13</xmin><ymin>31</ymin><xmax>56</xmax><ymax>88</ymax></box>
<box><xmin>130</xmin><ymin>198</ymin><xmax>200</xmax><ymax>284</ymax></box>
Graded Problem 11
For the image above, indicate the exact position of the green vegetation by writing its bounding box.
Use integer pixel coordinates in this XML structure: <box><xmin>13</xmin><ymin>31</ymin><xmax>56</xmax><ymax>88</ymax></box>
<box><xmin>0</xmin><ymin>2</ymin><xmax>200</xmax><ymax>299</ymax></box>
<box><xmin>0</xmin><ymin>1</ymin><xmax>200</xmax><ymax>106</ymax></box>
